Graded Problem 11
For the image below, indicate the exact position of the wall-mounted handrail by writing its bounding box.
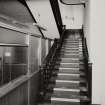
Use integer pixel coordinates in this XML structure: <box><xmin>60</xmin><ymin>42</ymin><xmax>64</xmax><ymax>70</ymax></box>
<box><xmin>81</xmin><ymin>27</ymin><xmax>92</xmax><ymax>104</ymax></box>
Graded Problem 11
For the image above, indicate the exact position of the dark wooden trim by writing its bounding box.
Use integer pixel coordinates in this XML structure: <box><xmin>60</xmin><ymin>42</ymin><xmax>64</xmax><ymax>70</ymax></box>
<box><xmin>0</xmin><ymin>43</ymin><xmax>28</xmax><ymax>47</ymax></box>
<box><xmin>81</xmin><ymin>27</ymin><xmax>92</xmax><ymax>104</ymax></box>
<box><xmin>60</xmin><ymin>0</ymin><xmax>85</xmax><ymax>5</ymax></box>
<box><xmin>49</xmin><ymin>0</ymin><xmax>63</xmax><ymax>36</ymax></box>
<box><xmin>18</xmin><ymin>0</ymin><xmax>45</xmax><ymax>38</ymax></box>
<box><xmin>0</xmin><ymin>26</ymin><xmax>27</xmax><ymax>34</ymax></box>
<box><xmin>92</xmin><ymin>104</ymin><xmax>101</xmax><ymax>105</ymax></box>
<box><xmin>60</xmin><ymin>0</ymin><xmax>85</xmax><ymax>7</ymax></box>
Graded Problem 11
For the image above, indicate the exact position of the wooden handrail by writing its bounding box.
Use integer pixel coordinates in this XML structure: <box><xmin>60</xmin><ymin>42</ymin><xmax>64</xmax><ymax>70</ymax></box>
<box><xmin>81</xmin><ymin>28</ymin><xmax>92</xmax><ymax>104</ymax></box>
<box><xmin>39</xmin><ymin>30</ymin><xmax>66</xmax><ymax>100</ymax></box>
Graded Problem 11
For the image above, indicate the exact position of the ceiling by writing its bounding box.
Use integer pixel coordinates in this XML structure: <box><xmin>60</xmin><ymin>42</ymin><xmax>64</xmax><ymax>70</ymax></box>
<box><xmin>0</xmin><ymin>0</ymin><xmax>34</xmax><ymax>23</ymax></box>
<box><xmin>60</xmin><ymin>0</ymin><xmax>88</xmax><ymax>4</ymax></box>
<box><xmin>26</xmin><ymin>0</ymin><xmax>60</xmax><ymax>38</ymax></box>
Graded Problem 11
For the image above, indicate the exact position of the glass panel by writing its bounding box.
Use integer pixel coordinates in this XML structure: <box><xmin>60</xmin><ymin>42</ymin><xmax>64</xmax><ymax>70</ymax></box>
<box><xmin>10</xmin><ymin>47</ymin><xmax>28</xmax><ymax>80</ymax></box>
<box><xmin>41</xmin><ymin>38</ymin><xmax>46</xmax><ymax>63</ymax></box>
<box><xmin>0</xmin><ymin>47</ymin><xmax>3</xmax><ymax>86</ymax></box>
<box><xmin>0</xmin><ymin>46</ymin><xmax>28</xmax><ymax>86</ymax></box>
<box><xmin>0</xmin><ymin>27</ymin><xmax>27</xmax><ymax>45</ymax></box>
<box><xmin>29</xmin><ymin>36</ymin><xmax>39</xmax><ymax>73</ymax></box>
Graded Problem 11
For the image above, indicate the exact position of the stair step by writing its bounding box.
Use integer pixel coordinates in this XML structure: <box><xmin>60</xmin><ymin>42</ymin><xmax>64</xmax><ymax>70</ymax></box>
<box><xmin>59</xmin><ymin>53</ymin><xmax>79</xmax><ymax>55</ymax></box>
<box><xmin>60</xmin><ymin>57</ymin><xmax>79</xmax><ymax>59</ymax></box>
<box><xmin>62</xmin><ymin>45</ymin><xmax>79</xmax><ymax>47</ymax></box>
<box><xmin>59</xmin><ymin>57</ymin><xmax>79</xmax><ymax>60</ymax></box>
<box><xmin>63</xmin><ymin>40</ymin><xmax>79</xmax><ymax>44</ymax></box>
<box><xmin>62</xmin><ymin>46</ymin><xmax>78</xmax><ymax>49</ymax></box>
<box><xmin>59</xmin><ymin>62</ymin><xmax>79</xmax><ymax>65</ymax></box>
<box><xmin>51</xmin><ymin>96</ymin><xmax>89</xmax><ymax>102</ymax></box>
<box><xmin>58</xmin><ymin>70</ymin><xmax>85</xmax><ymax>76</ymax></box>
<box><xmin>62</xmin><ymin>42</ymin><xmax>79</xmax><ymax>44</ymax></box>
<box><xmin>59</xmin><ymin>68</ymin><xmax>80</xmax><ymax>74</ymax></box>
<box><xmin>47</xmin><ymin>82</ymin><xmax>79</xmax><ymax>90</ymax></box>
<box><xmin>56</xmin><ymin>74</ymin><xmax>80</xmax><ymax>81</ymax></box>
<box><xmin>60</xmin><ymin>51</ymin><xmax>79</xmax><ymax>53</ymax></box>
<box><xmin>55</xmin><ymin>79</ymin><xmax>87</xmax><ymax>84</ymax></box>
<box><xmin>54</xmin><ymin>87</ymin><xmax>87</xmax><ymax>92</ymax></box>
<box><xmin>60</xmin><ymin>60</ymin><xmax>79</xmax><ymax>63</ymax></box>
<box><xmin>52</xmin><ymin>91</ymin><xmax>80</xmax><ymax>99</ymax></box>
<box><xmin>62</xmin><ymin>44</ymin><xmax>79</xmax><ymax>46</ymax></box>
<box><xmin>51</xmin><ymin>97</ymin><xmax>80</xmax><ymax>103</ymax></box>
<box><xmin>53</xmin><ymin>88</ymin><xmax>80</xmax><ymax>92</ymax></box>
<box><xmin>53</xmin><ymin>57</ymin><xmax>79</xmax><ymax>62</ymax></box>
<box><xmin>39</xmin><ymin>102</ymin><xmax>80</xmax><ymax>105</ymax></box>
<box><xmin>61</xmin><ymin>48</ymin><xmax>79</xmax><ymax>50</ymax></box>
<box><xmin>52</xmin><ymin>69</ymin><xmax>80</xmax><ymax>75</ymax></box>
<box><xmin>56</xmin><ymin>61</ymin><xmax>79</xmax><ymax>65</ymax></box>
<box><xmin>58</xmin><ymin>67</ymin><xmax>80</xmax><ymax>74</ymax></box>
<box><xmin>61</xmin><ymin>49</ymin><xmax>79</xmax><ymax>52</ymax></box>
<box><xmin>58</xmin><ymin>52</ymin><xmax>79</xmax><ymax>55</ymax></box>
<box><xmin>62</xmin><ymin>46</ymin><xmax>79</xmax><ymax>49</ymax></box>
<box><xmin>50</xmin><ymin>97</ymin><xmax>80</xmax><ymax>105</ymax></box>
<box><xmin>63</xmin><ymin>40</ymin><xmax>79</xmax><ymax>42</ymax></box>
<box><xmin>62</xmin><ymin>43</ymin><xmax>80</xmax><ymax>45</ymax></box>
<box><xmin>60</xmin><ymin>54</ymin><xmax>79</xmax><ymax>58</ymax></box>
<box><xmin>57</xmin><ymin>73</ymin><xmax>80</xmax><ymax>76</ymax></box>
<box><xmin>55</xmin><ymin>79</ymin><xmax>85</xmax><ymax>83</ymax></box>
<box><xmin>47</xmin><ymin>83</ymin><xmax>87</xmax><ymax>92</ymax></box>
<box><xmin>59</xmin><ymin>67</ymin><xmax>79</xmax><ymax>70</ymax></box>
<box><xmin>59</xmin><ymin>64</ymin><xmax>79</xmax><ymax>68</ymax></box>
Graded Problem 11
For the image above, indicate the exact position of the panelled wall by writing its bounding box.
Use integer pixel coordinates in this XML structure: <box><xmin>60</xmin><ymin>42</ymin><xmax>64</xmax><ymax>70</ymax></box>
<box><xmin>0</xmin><ymin>25</ymin><xmax>53</xmax><ymax>105</ymax></box>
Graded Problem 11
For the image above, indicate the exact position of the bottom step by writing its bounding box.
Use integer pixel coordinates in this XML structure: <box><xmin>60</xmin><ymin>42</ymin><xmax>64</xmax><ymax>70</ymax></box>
<box><xmin>51</xmin><ymin>97</ymin><xmax>80</xmax><ymax>102</ymax></box>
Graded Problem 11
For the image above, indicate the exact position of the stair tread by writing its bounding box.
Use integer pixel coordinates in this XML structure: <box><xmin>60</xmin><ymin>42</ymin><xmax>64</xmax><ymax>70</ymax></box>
<box><xmin>45</xmin><ymin>89</ymin><xmax>88</xmax><ymax>100</ymax></box>
<box><xmin>51</xmin><ymin>96</ymin><xmax>89</xmax><ymax>102</ymax></box>
<box><xmin>50</xmin><ymin>77</ymin><xmax>87</xmax><ymax>83</ymax></box>
<box><xmin>47</xmin><ymin>82</ymin><xmax>79</xmax><ymax>89</ymax></box>
<box><xmin>47</xmin><ymin>84</ymin><xmax>87</xmax><ymax>91</ymax></box>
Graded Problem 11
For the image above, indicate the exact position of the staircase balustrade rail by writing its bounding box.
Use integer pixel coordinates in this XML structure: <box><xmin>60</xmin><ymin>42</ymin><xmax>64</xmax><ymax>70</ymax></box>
<box><xmin>39</xmin><ymin>30</ymin><xmax>66</xmax><ymax>100</ymax></box>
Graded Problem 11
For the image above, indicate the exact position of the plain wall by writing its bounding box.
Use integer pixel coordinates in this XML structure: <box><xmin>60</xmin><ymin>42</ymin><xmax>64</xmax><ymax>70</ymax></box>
<box><xmin>58</xmin><ymin>1</ymin><xmax>84</xmax><ymax>29</ymax></box>
<box><xmin>90</xmin><ymin>0</ymin><xmax>105</xmax><ymax>104</ymax></box>
<box><xmin>83</xmin><ymin>1</ymin><xmax>90</xmax><ymax>54</ymax></box>
<box><xmin>84</xmin><ymin>0</ymin><xmax>105</xmax><ymax>105</ymax></box>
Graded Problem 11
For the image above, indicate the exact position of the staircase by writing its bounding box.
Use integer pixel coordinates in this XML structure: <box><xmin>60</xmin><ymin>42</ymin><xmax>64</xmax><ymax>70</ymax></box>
<box><xmin>39</xmin><ymin>30</ymin><xmax>91</xmax><ymax>105</ymax></box>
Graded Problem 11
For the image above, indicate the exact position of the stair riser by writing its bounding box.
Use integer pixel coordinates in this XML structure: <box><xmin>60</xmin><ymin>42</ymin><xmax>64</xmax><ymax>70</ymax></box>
<box><xmin>53</xmin><ymin>91</ymin><xmax>80</xmax><ymax>99</ymax></box>
<box><xmin>63</xmin><ymin>41</ymin><xmax>79</xmax><ymax>43</ymax></box>
<box><xmin>60</xmin><ymin>60</ymin><xmax>79</xmax><ymax>63</ymax></box>
<box><xmin>57</xmin><ymin>75</ymin><xmax>80</xmax><ymax>81</ymax></box>
<box><xmin>55</xmin><ymin>58</ymin><xmax>79</xmax><ymax>62</ymax></box>
<box><xmin>62</xmin><ymin>46</ymin><xmax>79</xmax><ymax>48</ymax></box>
<box><xmin>61</xmin><ymin>48</ymin><xmax>79</xmax><ymax>50</ymax></box>
<box><xmin>60</xmin><ymin>51</ymin><xmax>79</xmax><ymax>54</ymax></box>
<box><xmin>53</xmin><ymin>81</ymin><xmax>80</xmax><ymax>89</ymax></box>
<box><xmin>58</xmin><ymin>64</ymin><xmax>79</xmax><ymax>68</ymax></box>
<box><xmin>51</xmin><ymin>101</ymin><xmax>80</xmax><ymax>105</ymax></box>
<box><xmin>58</xmin><ymin>52</ymin><xmax>79</xmax><ymax>55</ymax></box>
<box><xmin>60</xmin><ymin>55</ymin><xmax>79</xmax><ymax>58</ymax></box>
<box><xmin>63</xmin><ymin>42</ymin><xmax>79</xmax><ymax>44</ymax></box>
<box><xmin>54</xmin><ymin>58</ymin><xmax>81</xmax><ymax>61</ymax></box>
<box><xmin>57</xmin><ymin>53</ymin><xmax>79</xmax><ymax>55</ymax></box>
<box><xmin>62</xmin><ymin>44</ymin><xmax>79</xmax><ymax>46</ymax></box>
<box><xmin>60</xmin><ymin>49</ymin><xmax>79</xmax><ymax>52</ymax></box>
<box><xmin>59</xmin><ymin>69</ymin><xmax>80</xmax><ymax>74</ymax></box>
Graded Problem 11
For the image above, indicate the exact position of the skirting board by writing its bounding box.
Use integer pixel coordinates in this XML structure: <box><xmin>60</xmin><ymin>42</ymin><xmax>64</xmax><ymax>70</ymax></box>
<box><xmin>92</xmin><ymin>104</ymin><xmax>101</xmax><ymax>105</ymax></box>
